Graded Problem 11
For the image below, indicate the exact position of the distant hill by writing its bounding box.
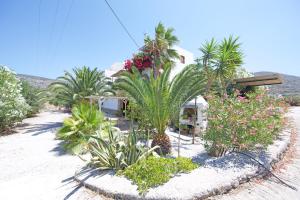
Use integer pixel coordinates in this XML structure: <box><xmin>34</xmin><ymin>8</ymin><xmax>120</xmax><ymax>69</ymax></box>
<box><xmin>254</xmin><ymin>71</ymin><xmax>300</xmax><ymax>96</ymax></box>
<box><xmin>17</xmin><ymin>74</ymin><xmax>54</xmax><ymax>89</ymax></box>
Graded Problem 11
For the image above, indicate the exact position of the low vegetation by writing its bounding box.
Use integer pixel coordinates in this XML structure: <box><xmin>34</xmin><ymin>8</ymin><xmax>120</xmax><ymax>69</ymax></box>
<box><xmin>57</xmin><ymin>102</ymin><xmax>111</xmax><ymax>154</ymax></box>
<box><xmin>88</xmin><ymin>129</ymin><xmax>158</xmax><ymax>171</ymax></box>
<box><xmin>120</xmin><ymin>156</ymin><xmax>198</xmax><ymax>194</ymax></box>
<box><xmin>203</xmin><ymin>90</ymin><xmax>287</xmax><ymax>157</ymax></box>
<box><xmin>285</xmin><ymin>95</ymin><xmax>300</xmax><ymax>106</ymax></box>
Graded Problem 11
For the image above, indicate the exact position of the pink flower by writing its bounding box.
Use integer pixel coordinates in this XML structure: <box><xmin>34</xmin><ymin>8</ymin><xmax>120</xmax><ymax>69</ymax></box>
<box><xmin>238</xmin><ymin>96</ymin><xmax>246</xmax><ymax>101</ymax></box>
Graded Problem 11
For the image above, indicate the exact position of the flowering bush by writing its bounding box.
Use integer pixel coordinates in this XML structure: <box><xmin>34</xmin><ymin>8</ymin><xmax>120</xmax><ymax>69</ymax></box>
<box><xmin>0</xmin><ymin>66</ymin><xmax>29</xmax><ymax>133</ymax></box>
<box><xmin>203</xmin><ymin>90</ymin><xmax>287</xmax><ymax>157</ymax></box>
<box><xmin>124</xmin><ymin>53</ymin><xmax>152</xmax><ymax>71</ymax></box>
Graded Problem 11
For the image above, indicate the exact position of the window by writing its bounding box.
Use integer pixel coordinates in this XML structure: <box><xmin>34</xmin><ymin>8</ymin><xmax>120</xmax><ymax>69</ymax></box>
<box><xmin>180</xmin><ymin>55</ymin><xmax>185</xmax><ymax>64</ymax></box>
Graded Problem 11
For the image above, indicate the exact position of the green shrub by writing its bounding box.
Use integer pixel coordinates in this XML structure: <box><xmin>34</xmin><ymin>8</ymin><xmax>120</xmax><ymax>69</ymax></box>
<box><xmin>88</xmin><ymin>129</ymin><xmax>158</xmax><ymax>171</ymax></box>
<box><xmin>203</xmin><ymin>90</ymin><xmax>287</xmax><ymax>157</ymax></box>
<box><xmin>0</xmin><ymin>66</ymin><xmax>29</xmax><ymax>133</ymax></box>
<box><xmin>120</xmin><ymin>156</ymin><xmax>198</xmax><ymax>194</ymax></box>
<box><xmin>285</xmin><ymin>95</ymin><xmax>300</xmax><ymax>106</ymax></box>
<box><xmin>21</xmin><ymin>80</ymin><xmax>43</xmax><ymax>117</ymax></box>
<box><xmin>57</xmin><ymin>102</ymin><xmax>111</xmax><ymax>154</ymax></box>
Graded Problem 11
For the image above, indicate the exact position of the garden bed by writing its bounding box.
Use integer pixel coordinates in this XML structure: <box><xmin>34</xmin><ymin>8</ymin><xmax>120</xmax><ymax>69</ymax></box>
<box><xmin>74</xmin><ymin>126</ymin><xmax>292</xmax><ymax>200</ymax></box>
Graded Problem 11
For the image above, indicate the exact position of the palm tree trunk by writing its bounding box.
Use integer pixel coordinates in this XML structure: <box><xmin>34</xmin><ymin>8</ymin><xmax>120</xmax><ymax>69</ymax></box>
<box><xmin>151</xmin><ymin>133</ymin><xmax>171</xmax><ymax>155</ymax></box>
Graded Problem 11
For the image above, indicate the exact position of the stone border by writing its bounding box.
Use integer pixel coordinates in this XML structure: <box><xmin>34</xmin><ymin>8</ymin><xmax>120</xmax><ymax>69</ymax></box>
<box><xmin>74</xmin><ymin>126</ymin><xmax>293</xmax><ymax>200</ymax></box>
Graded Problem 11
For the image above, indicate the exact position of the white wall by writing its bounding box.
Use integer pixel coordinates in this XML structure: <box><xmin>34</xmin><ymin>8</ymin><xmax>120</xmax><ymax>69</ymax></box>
<box><xmin>170</xmin><ymin>46</ymin><xmax>195</xmax><ymax>80</ymax></box>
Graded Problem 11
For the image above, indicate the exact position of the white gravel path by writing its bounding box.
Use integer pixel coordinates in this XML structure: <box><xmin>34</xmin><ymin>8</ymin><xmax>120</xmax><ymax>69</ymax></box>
<box><xmin>0</xmin><ymin>111</ymin><xmax>107</xmax><ymax>200</ymax></box>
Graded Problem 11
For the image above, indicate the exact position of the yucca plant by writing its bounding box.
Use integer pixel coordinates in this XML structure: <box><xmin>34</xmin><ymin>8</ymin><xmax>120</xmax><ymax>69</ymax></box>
<box><xmin>57</xmin><ymin>102</ymin><xmax>110</xmax><ymax>154</ymax></box>
<box><xmin>88</xmin><ymin>129</ymin><xmax>158</xmax><ymax>171</ymax></box>
<box><xmin>197</xmin><ymin>36</ymin><xmax>243</xmax><ymax>96</ymax></box>
<box><xmin>115</xmin><ymin>64</ymin><xmax>205</xmax><ymax>155</ymax></box>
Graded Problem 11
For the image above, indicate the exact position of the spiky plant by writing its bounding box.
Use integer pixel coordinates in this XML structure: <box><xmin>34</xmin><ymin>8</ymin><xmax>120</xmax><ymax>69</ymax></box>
<box><xmin>197</xmin><ymin>38</ymin><xmax>218</xmax><ymax>95</ymax></box>
<box><xmin>215</xmin><ymin>36</ymin><xmax>243</xmax><ymax>95</ymax></box>
<box><xmin>89</xmin><ymin>129</ymin><xmax>158</xmax><ymax>170</ymax></box>
<box><xmin>57</xmin><ymin>102</ymin><xmax>110</xmax><ymax>154</ymax></box>
<box><xmin>50</xmin><ymin>66</ymin><xmax>113</xmax><ymax>107</ymax></box>
<box><xmin>115</xmin><ymin>64</ymin><xmax>205</xmax><ymax>155</ymax></box>
<box><xmin>197</xmin><ymin>36</ymin><xmax>243</xmax><ymax>96</ymax></box>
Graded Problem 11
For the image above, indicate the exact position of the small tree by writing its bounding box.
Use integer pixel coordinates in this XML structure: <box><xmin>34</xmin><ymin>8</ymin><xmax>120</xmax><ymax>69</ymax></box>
<box><xmin>0</xmin><ymin>66</ymin><xmax>29</xmax><ymax>133</ymax></box>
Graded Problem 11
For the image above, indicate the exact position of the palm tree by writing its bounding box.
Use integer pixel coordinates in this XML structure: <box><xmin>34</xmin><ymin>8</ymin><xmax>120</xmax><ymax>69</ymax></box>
<box><xmin>215</xmin><ymin>36</ymin><xmax>243</xmax><ymax>96</ymax></box>
<box><xmin>197</xmin><ymin>38</ymin><xmax>218</xmax><ymax>95</ymax></box>
<box><xmin>50</xmin><ymin>66</ymin><xmax>113</xmax><ymax>107</ymax></box>
<box><xmin>115</xmin><ymin>64</ymin><xmax>205</xmax><ymax>155</ymax></box>
<box><xmin>197</xmin><ymin>36</ymin><xmax>243</xmax><ymax>96</ymax></box>
<box><xmin>144</xmin><ymin>22</ymin><xmax>179</xmax><ymax>77</ymax></box>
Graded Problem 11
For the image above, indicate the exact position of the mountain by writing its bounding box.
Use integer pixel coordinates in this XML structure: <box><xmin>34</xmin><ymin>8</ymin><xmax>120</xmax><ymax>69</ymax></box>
<box><xmin>17</xmin><ymin>74</ymin><xmax>54</xmax><ymax>89</ymax></box>
<box><xmin>254</xmin><ymin>71</ymin><xmax>300</xmax><ymax>96</ymax></box>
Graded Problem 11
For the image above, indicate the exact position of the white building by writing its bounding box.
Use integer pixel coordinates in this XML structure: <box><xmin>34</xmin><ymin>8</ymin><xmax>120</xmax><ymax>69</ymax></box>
<box><xmin>102</xmin><ymin>46</ymin><xmax>197</xmax><ymax>114</ymax></box>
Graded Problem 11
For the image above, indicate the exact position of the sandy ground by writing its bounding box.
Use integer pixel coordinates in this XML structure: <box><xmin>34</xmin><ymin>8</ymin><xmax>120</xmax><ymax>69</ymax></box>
<box><xmin>0</xmin><ymin>111</ymin><xmax>106</xmax><ymax>200</ymax></box>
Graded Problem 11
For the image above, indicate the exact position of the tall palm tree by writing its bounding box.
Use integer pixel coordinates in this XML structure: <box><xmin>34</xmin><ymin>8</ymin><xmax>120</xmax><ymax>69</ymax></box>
<box><xmin>115</xmin><ymin>64</ymin><xmax>205</xmax><ymax>154</ymax></box>
<box><xmin>144</xmin><ymin>22</ymin><xmax>179</xmax><ymax>77</ymax></box>
<box><xmin>50</xmin><ymin>66</ymin><xmax>113</xmax><ymax>107</ymax></box>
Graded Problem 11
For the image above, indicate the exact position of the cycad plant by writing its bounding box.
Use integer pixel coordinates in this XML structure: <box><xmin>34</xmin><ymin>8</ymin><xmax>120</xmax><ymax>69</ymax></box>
<box><xmin>50</xmin><ymin>66</ymin><xmax>113</xmax><ymax>107</ymax></box>
<box><xmin>115</xmin><ymin>64</ymin><xmax>204</xmax><ymax>155</ymax></box>
<box><xmin>57</xmin><ymin>102</ymin><xmax>110</xmax><ymax>154</ymax></box>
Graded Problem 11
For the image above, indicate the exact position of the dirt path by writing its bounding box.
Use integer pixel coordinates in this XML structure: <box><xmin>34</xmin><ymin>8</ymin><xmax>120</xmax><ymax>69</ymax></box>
<box><xmin>0</xmin><ymin>111</ymin><xmax>106</xmax><ymax>200</ymax></box>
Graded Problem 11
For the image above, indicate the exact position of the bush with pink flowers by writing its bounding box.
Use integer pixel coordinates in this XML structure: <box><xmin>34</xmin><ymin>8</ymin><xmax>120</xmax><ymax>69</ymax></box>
<box><xmin>203</xmin><ymin>90</ymin><xmax>287</xmax><ymax>157</ymax></box>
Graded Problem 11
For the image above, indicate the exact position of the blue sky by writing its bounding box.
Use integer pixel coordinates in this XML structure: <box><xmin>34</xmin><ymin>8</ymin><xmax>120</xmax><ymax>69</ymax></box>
<box><xmin>0</xmin><ymin>0</ymin><xmax>299</xmax><ymax>79</ymax></box>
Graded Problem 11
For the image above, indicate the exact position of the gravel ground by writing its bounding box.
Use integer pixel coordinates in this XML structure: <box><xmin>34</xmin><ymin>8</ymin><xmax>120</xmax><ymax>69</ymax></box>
<box><xmin>0</xmin><ymin>111</ymin><xmax>107</xmax><ymax>200</ymax></box>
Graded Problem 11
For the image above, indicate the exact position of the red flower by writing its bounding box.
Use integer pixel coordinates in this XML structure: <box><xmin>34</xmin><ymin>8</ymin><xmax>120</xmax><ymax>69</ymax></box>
<box><xmin>124</xmin><ymin>59</ymin><xmax>132</xmax><ymax>71</ymax></box>
<box><xmin>133</xmin><ymin>57</ymin><xmax>143</xmax><ymax>69</ymax></box>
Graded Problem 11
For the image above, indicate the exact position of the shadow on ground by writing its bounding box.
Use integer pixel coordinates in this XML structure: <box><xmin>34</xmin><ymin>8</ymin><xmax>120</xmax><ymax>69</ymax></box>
<box><xmin>21</xmin><ymin>122</ymin><xmax>63</xmax><ymax>136</ymax></box>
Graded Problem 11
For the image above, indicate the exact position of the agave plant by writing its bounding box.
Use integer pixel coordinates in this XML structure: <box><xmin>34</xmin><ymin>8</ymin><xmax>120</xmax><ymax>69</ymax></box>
<box><xmin>88</xmin><ymin>129</ymin><xmax>158</xmax><ymax>170</ymax></box>
<box><xmin>57</xmin><ymin>102</ymin><xmax>110</xmax><ymax>154</ymax></box>
<box><xmin>115</xmin><ymin>64</ymin><xmax>205</xmax><ymax>155</ymax></box>
<box><xmin>50</xmin><ymin>66</ymin><xmax>113</xmax><ymax>107</ymax></box>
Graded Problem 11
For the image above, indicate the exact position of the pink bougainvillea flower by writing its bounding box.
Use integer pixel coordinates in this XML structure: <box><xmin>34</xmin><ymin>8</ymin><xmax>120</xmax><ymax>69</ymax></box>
<box><xmin>124</xmin><ymin>59</ymin><xmax>132</xmax><ymax>71</ymax></box>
